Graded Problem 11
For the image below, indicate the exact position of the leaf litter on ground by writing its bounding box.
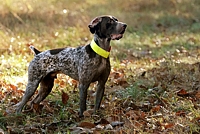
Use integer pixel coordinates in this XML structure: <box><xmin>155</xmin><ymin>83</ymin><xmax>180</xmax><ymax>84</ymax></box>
<box><xmin>1</xmin><ymin>51</ymin><xmax>200</xmax><ymax>133</ymax></box>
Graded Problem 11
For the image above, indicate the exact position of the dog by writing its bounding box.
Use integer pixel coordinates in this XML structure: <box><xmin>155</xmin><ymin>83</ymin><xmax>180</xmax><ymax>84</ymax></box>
<box><xmin>14</xmin><ymin>15</ymin><xmax>127</xmax><ymax>117</ymax></box>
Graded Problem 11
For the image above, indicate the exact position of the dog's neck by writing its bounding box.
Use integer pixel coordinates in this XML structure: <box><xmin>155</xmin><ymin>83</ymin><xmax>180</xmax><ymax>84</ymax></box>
<box><xmin>93</xmin><ymin>34</ymin><xmax>111</xmax><ymax>52</ymax></box>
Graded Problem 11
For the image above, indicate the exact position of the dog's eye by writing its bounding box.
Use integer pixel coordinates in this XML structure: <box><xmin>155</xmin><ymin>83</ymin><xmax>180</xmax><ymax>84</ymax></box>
<box><xmin>111</xmin><ymin>16</ymin><xmax>118</xmax><ymax>22</ymax></box>
<box><xmin>110</xmin><ymin>19</ymin><xmax>114</xmax><ymax>24</ymax></box>
<box><xmin>106</xmin><ymin>19</ymin><xmax>115</xmax><ymax>28</ymax></box>
<box><xmin>113</xmin><ymin>18</ymin><xmax>118</xmax><ymax>22</ymax></box>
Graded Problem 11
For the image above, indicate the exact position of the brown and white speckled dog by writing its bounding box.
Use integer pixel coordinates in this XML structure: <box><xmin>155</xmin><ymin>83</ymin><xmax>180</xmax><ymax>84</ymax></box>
<box><xmin>14</xmin><ymin>15</ymin><xmax>127</xmax><ymax>117</ymax></box>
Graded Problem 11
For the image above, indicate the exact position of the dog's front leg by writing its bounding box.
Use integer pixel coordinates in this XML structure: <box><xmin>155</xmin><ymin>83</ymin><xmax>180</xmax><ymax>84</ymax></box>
<box><xmin>79</xmin><ymin>83</ymin><xmax>90</xmax><ymax>117</ymax></box>
<box><xmin>94</xmin><ymin>66</ymin><xmax>110</xmax><ymax>113</ymax></box>
<box><xmin>94</xmin><ymin>81</ymin><xmax>106</xmax><ymax>113</ymax></box>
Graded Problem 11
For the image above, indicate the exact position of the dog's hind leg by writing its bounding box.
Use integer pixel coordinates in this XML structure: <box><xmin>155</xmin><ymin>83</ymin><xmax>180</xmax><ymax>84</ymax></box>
<box><xmin>15</xmin><ymin>79</ymin><xmax>41</xmax><ymax>113</ymax></box>
<box><xmin>31</xmin><ymin>73</ymin><xmax>56</xmax><ymax>105</ymax></box>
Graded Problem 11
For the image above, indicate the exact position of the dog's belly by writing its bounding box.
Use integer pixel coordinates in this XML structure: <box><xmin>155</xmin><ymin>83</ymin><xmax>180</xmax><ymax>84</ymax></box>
<box><xmin>44</xmin><ymin>58</ymin><xmax>79</xmax><ymax>81</ymax></box>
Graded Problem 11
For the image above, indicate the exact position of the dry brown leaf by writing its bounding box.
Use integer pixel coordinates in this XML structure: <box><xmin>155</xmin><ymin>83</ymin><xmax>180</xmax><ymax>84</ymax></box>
<box><xmin>151</xmin><ymin>105</ymin><xmax>161</xmax><ymax>113</ymax></box>
<box><xmin>78</xmin><ymin>121</ymin><xmax>96</xmax><ymax>129</ymax></box>
<box><xmin>69</xmin><ymin>79</ymin><xmax>78</xmax><ymax>87</ymax></box>
<box><xmin>140</xmin><ymin>111</ymin><xmax>146</xmax><ymax>119</ymax></box>
<box><xmin>62</xmin><ymin>90</ymin><xmax>69</xmax><ymax>105</ymax></box>
<box><xmin>54</xmin><ymin>79</ymin><xmax>60</xmax><ymax>84</ymax></box>
<box><xmin>177</xmin><ymin>89</ymin><xmax>189</xmax><ymax>97</ymax></box>
<box><xmin>133</xmin><ymin>120</ymin><xmax>143</xmax><ymax>127</ymax></box>
<box><xmin>0</xmin><ymin>91</ymin><xmax>4</xmax><ymax>100</ymax></box>
<box><xmin>59</xmin><ymin>80</ymin><xmax>66</xmax><ymax>88</ymax></box>
<box><xmin>126</xmin><ymin>110</ymin><xmax>140</xmax><ymax>120</ymax></box>
<box><xmin>95</xmin><ymin>118</ymin><xmax>110</xmax><ymax>125</ymax></box>
<box><xmin>118</xmin><ymin>79</ymin><xmax>129</xmax><ymax>88</ymax></box>
<box><xmin>162</xmin><ymin>123</ymin><xmax>175</xmax><ymax>129</ymax></box>
<box><xmin>9</xmin><ymin>84</ymin><xmax>17</xmax><ymax>91</ymax></box>
<box><xmin>175</xmin><ymin>110</ymin><xmax>186</xmax><ymax>117</ymax></box>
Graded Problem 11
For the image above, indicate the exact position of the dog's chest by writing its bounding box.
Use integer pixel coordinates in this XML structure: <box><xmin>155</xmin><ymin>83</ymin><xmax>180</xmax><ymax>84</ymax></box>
<box><xmin>97</xmin><ymin>58</ymin><xmax>107</xmax><ymax>73</ymax></box>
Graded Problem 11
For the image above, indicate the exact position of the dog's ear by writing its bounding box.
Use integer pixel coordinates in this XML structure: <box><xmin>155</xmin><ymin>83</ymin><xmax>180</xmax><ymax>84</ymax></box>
<box><xmin>88</xmin><ymin>17</ymin><xmax>102</xmax><ymax>34</ymax></box>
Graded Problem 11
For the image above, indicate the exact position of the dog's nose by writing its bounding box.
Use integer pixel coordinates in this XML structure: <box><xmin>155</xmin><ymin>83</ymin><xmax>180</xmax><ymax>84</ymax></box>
<box><xmin>123</xmin><ymin>24</ymin><xmax>127</xmax><ymax>28</ymax></box>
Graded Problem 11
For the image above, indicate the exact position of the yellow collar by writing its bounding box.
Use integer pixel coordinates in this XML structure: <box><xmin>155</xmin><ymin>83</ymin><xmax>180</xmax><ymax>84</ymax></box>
<box><xmin>90</xmin><ymin>39</ymin><xmax>110</xmax><ymax>58</ymax></box>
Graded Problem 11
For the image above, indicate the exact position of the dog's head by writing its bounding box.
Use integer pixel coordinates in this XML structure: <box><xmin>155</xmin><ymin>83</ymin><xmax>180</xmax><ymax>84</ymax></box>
<box><xmin>88</xmin><ymin>15</ymin><xmax>127</xmax><ymax>40</ymax></box>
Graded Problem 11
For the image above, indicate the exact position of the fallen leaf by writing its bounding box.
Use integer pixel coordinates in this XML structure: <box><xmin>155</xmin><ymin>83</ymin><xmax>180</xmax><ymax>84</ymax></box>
<box><xmin>139</xmin><ymin>84</ymin><xmax>148</xmax><ymax>89</ymax></box>
<box><xmin>177</xmin><ymin>89</ymin><xmax>189</xmax><ymax>97</ymax></box>
<box><xmin>118</xmin><ymin>79</ymin><xmax>129</xmax><ymax>88</ymax></box>
<box><xmin>126</xmin><ymin>110</ymin><xmax>140</xmax><ymax>120</ymax></box>
<box><xmin>78</xmin><ymin>122</ymin><xmax>96</xmax><ymax>129</ymax></box>
<box><xmin>68</xmin><ymin>79</ymin><xmax>78</xmax><ymax>88</ymax></box>
<box><xmin>151</xmin><ymin>105</ymin><xmax>161</xmax><ymax>113</ymax></box>
<box><xmin>0</xmin><ymin>91</ymin><xmax>5</xmax><ymax>100</ymax></box>
<box><xmin>54</xmin><ymin>79</ymin><xmax>60</xmax><ymax>84</ymax></box>
<box><xmin>176</xmin><ymin>110</ymin><xmax>186</xmax><ymax>117</ymax></box>
<box><xmin>62</xmin><ymin>90</ymin><xmax>69</xmax><ymax>105</ymax></box>
<box><xmin>95</xmin><ymin>118</ymin><xmax>110</xmax><ymax>125</ymax></box>
<box><xmin>162</xmin><ymin>123</ymin><xmax>175</xmax><ymax>129</ymax></box>
<box><xmin>60</xmin><ymin>80</ymin><xmax>66</xmax><ymax>88</ymax></box>
<box><xmin>140</xmin><ymin>111</ymin><xmax>146</xmax><ymax>119</ymax></box>
<box><xmin>9</xmin><ymin>84</ymin><xmax>17</xmax><ymax>91</ymax></box>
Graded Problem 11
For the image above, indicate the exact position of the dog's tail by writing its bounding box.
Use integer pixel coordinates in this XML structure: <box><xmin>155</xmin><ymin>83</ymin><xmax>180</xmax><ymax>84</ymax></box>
<box><xmin>29</xmin><ymin>45</ymin><xmax>41</xmax><ymax>55</ymax></box>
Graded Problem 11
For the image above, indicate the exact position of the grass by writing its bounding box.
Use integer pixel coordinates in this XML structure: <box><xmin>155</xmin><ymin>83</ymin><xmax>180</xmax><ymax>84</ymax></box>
<box><xmin>0</xmin><ymin>0</ymin><xmax>200</xmax><ymax>133</ymax></box>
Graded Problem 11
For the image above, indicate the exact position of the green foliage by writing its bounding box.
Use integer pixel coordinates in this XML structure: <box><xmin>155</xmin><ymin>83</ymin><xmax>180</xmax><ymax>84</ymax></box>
<box><xmin>126</xmin><ymin>82</ymin><xmax>146</xmax><ymax>101</ymax></box>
